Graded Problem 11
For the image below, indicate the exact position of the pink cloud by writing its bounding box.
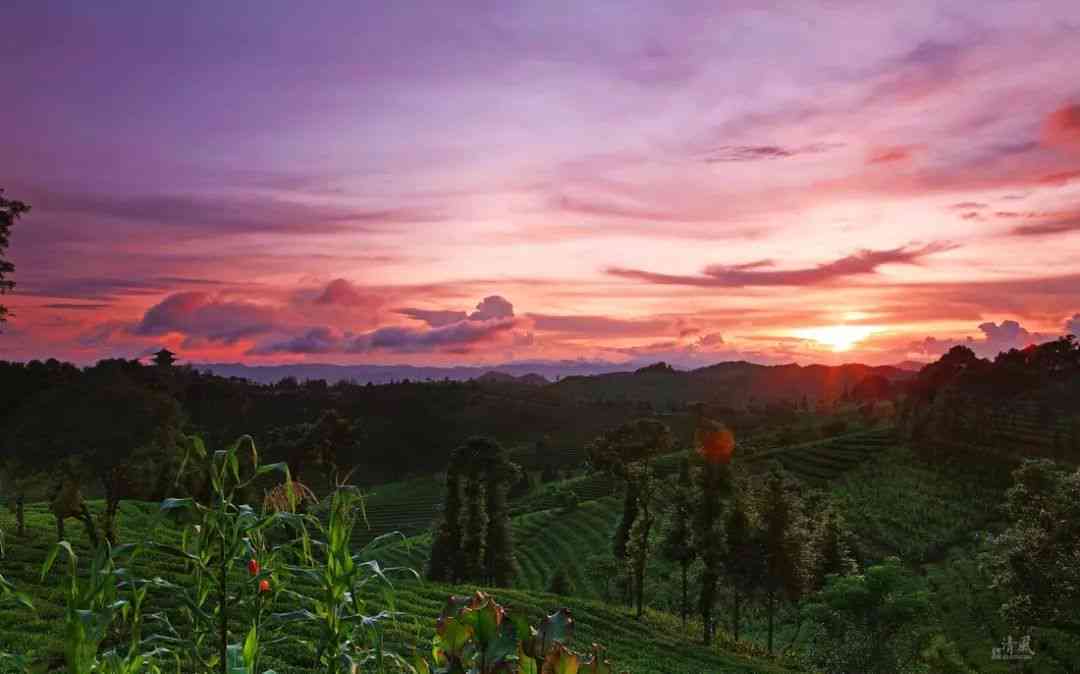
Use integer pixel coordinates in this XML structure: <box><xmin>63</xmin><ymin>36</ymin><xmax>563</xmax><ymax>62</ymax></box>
<box><xmin>608</xmin><ymin>243</ymin><xmax>954</xmax><ymax>288</ymax></box>
<box><xmin>1042</xmin><ymin>103</ymin><xmax>1080</xmax><ymax>151</ymax></box>
<box><xmin>866</xmin><ymin>145</ymin><xmax>919</xmax><ymax>164</ymax></box>
<box><xmin>134</xmin><ymin>292</ymin><xmax>278</xmax><ymax>344</ymax></box>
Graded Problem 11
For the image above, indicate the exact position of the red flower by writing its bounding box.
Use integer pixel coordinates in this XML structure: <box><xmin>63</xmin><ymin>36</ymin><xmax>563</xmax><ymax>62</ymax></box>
<box><xmin>248</xmin><ymin>559</ymin><xmax>260</xmax><ymax>576</ymax></box>
<box><xmin>258</xmin><ymin>579</ymin><xmax>271</xmax><ymax>594</ymax></box>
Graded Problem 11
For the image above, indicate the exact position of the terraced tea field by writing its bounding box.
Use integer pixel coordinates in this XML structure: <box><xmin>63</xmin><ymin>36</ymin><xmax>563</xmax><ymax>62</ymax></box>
<box><xmin>744</xmin><ymin>428</ymin><xmax>896</xmax><ymax>484</ymax></box>
<box><xmin>831</xmin><ymin>446</ymin><xmax>1002</xmax><ymax>563</ymax></box>
<box><xmin>367</xmin><ymin>497</ymin><xmax>623</xmax><ymax>600</ymax></box>
<box><xmin>349</xmin><ymin>474</ymin><xmax>446</xmax><ymax>547</ymax></box>
<box><xmin>0</xmin><ymin>500</ymin><xmax>788</xmax><ymax>673</ymax></box>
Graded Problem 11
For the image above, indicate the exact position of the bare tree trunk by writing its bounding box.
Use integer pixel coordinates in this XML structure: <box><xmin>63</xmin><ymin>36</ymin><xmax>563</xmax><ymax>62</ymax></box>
<box><xmin>681</xmin><ymin>562</ymin><xmax>688</xmax><ymax>628</ymax></box>
<box><xmin>767</xmin><ymin>589</ymin><xmax>775</xmax><ymax>655</ymax></box>
<box><xmin>15</xmin><ymin>496</ymin><xmax>24</xmax><ymax>537</ymax></box>
<box><xmin>783</xmin><ymin>608</ymin><xmax>804</xmax><ymax>653</ymax></box>
<box><xmin>732</xmin><ymin>590</ymin><xmax>741</xmax><ymax>642</ymax></box>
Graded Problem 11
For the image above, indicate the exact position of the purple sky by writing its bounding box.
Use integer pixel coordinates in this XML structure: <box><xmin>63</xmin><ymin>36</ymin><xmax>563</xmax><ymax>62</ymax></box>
<box><xmin>2</xmin><ymin>1</ymin><xmax>1080</xmax><ymax>367</ymax></box>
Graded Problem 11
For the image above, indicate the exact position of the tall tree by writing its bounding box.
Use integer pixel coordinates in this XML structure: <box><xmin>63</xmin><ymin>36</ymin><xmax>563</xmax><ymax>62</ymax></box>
<box><xmin>659</xmin><ymin>458</ymin><xmax>697</xmax><ymax>627</ymax></box>
<box><xmin>626</xmin><ymin>462</ymin><xmax>657</xmax><ymax>619</ymax></box>
<box><xmin>478</xmin><ymin>438</ymin><xmax>518</xmax><ymax>586</ymax></box>
<box><xmin>427</xmin><ymin>459</ymin><xmax>465</xmax><ymax>582</ymax></box>
<box><xmin>0</xmin><ymin>189</ymin><xmax>30</xmax><ymax>326</ymax></box>
<box><xmin>588</xmin><ymin>417</ymin><xmax>674</xmax><ymax>586</ymax></box>
<box><xmin>755</xmin><ymin>465</ymin><xmax>807</xmax><ymax>654</ymax></box>
<box><xmin>812</xmin><ymin>507</ymin><xmax>858</xmax><ymax>591</ymax></box>
<box><xmin>461</xmin><ymin>441</ymin><xmax>489</xmax><ymax>583</ymax></box>
<box><xmin>990</xmin><ymin>459</ymin><xmax>1080</xmax><ymax>636</ymax></box>
<box><xmin>692</xmin><ymin>410</ymin><xmax>733</xmax><ymax>644</ymax></box>
<box><xmin>721</xmin><ymin>490</ymin><xmax>762</xmax><ymax>643</ymax></box>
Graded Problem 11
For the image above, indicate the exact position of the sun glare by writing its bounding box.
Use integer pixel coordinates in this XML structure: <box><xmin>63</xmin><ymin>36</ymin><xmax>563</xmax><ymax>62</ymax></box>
<box><xmin>793</xmin><ymin>325</ymin><xmax>880</xmax><ymax>352</ymax></box>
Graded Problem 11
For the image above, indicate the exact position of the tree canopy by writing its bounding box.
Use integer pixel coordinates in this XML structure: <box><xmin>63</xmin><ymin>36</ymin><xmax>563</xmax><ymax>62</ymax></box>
<box><xmin>0</xmin><ymin>189</ymin><xmax>30</xmax><ymax>325</ymax></box>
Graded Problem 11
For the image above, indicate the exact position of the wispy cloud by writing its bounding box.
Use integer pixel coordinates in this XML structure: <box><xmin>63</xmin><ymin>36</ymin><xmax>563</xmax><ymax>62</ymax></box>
<box><xmin>608</xmin><ymin>243</ymin><xmax>955</xmax><ymax>287</ymax></box>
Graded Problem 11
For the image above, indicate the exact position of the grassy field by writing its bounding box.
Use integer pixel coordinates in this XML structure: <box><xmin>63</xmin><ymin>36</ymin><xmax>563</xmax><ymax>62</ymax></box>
<box><xmin>0</xmin><ymin>499</ymin><xmax>790</xmax><ymax>673</ymax></box>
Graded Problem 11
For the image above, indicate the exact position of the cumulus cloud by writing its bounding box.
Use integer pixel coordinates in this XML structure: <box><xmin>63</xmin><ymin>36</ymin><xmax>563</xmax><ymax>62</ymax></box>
<box><xmin>907</xmin><ymin>319</ymin><xmax>1058</xmax><ymax>359</ymax></box>
<box><xmin>398</xmin><ymin>295</ymin><xmax>514</xmax><ymax>327</ymax></box>
<box><xmin>349</xmin><ymin>317</ymin><xmax>516</xmax><ymax>354</ymax></box>
<box><xmin>250</xmin><ymin>327</ymin><xmax>343</xmax><ymax>355</ymax></box>
<box><xmin>468</xmin><ymin>295</ymin><xmax>514</xmax><ymax>321</ymax></box>
<box><xmin>134</xmin><ymin>292</ymin><xmax>277</xmax><ymax>344</ymax></box>
<box><xmin>397</xmin><ymin>308</ymin><xmax>468</xmax><ymax>327</ymax></box>
<box><xmin>1066</xmin><ymin>314</ymin><xmax>1080</xmax><ymax>337</ymax></box>
<box><xmin>315</xmin><ymin>279</ymin><xmax>378</xmax><ymax>307</ymax></box>
<box><xmin>696</xmin><ymin>332</ymin><xmax>725</xmax><ymax>347</ymax></box>
<box><xmin>251</xmin><ymin>295</ymin><xmax>519</xmax><ymax>356</ymax></box>
<box><xmin>609</xmin><ymin>243</ymin><xmax>954</xmax><ymax>287</ymax></box>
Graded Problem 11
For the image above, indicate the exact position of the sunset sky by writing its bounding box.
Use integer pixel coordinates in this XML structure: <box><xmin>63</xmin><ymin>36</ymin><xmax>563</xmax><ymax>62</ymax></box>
<box><xmin>2</xmin><ymin>1</ymin><xmax>1080</xmax><ymax>369</ymax></box>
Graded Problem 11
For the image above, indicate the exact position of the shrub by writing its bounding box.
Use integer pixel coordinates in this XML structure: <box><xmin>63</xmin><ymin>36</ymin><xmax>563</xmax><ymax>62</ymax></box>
<box><xmin>548</xmin><ymin>567</ymin><xmax>576</xmax><ymax>596</ymax></box>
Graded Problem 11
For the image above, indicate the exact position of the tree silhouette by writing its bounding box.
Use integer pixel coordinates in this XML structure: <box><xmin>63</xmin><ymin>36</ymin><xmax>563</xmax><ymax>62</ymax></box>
<box><xmin>0</xmin><ymin>189</ymin><xmax>30</xmax><ymax>326</ymax></box>
<box><xmin>659</xmin><ymin>458</ymin><xmax>696</xmax><ymax>628</ymax></box>
<box><xmin>722</xmin><ymin>492</ymin><xmax>762</xmax><ymax>642</ymax></box>
<box><xmin>480</xmin><ymin>441</ymin><xmax>519</xmax><ymax>586</ymax></box>
<box><xmin>588</xmin><ymin>418</ymin><xmax>674</xmax><ymax>579</ymax></box>
<box><xmin>755</xmin><ymin>465</ymin><xmax>807</xmax><ymax>654</ymax></box>
<box><xmin>427</xmin><ymin>459</ymin><xmax>465</xmax><ymax>582</ymax></box>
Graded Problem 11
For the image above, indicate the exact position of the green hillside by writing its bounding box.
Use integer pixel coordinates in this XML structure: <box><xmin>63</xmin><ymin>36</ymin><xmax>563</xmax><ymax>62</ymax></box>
<box><xmin>0</xmin><ymin>499</ymin><xmax>789</xmax><ymax>673</ymax></box>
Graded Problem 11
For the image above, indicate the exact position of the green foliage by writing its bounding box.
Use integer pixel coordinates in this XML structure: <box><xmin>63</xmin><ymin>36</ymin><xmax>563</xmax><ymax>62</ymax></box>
<box><xmin>989</xmin><ymin>459</ymin><xmax>1080</xmax><ymax>636</ymax></box>
<box><xmin>427</xmin><ymin>468</ymin><xmax>465</xmax><ymax>583</ymax></box>
<box><xmin>39</xmin><ymin>540</ymin><xmax>174</xmax><ymax>673</ymax></box>
<box><xmin>803</xmin><ymin>557</ymin><xmax>931</xmax><ymax>674</ymax></box>
<box><xmin>692</xmin><ymin>454</ymin><xmax>730</xmax><ymax>644</ymax></box>
<box><xmin>429</xmin><ymin>438</ymin><xmax>518</xmax><ymax>587</ymax></box>
<box><xmin>547</xmin><ymin>568</ymin><xmax>576</xmax><ymax>597</ymax></box>
<box><xmin>624</xmin><ymin>464</ymin><xmax>658</xmax><ymax>619</ymax></box>
<box><xmin>155</xmin><ymin>434</ymin><xmax>295</xmax><ymax>672</ymax></box>
<box><xmin>659</xmin><ymin>459</ymin><xmax>696</xmax><ymax>627</ymax></box>
<box><xmin>832</xmin><ymin>446</ymin><xmax>1003</xmax><ymax>563</ymax></box>
<box><xmin>282</xmin><ymin>486</ymin><xmax>419</xmax><ymax>673</ymax></box>
<box><xmin>587</xmin><ymin>418</ymin><xmax>674</xmax><ymax>479</ymax></box>
<box><xmin>721</xmin><ymin>493</ymin><xmax>762</xmax><ymax>643</ymax></box>
<box><xmin>754</xmin><ymin>465</ymin><xmax>807</xmax><ymax>654</ymax></box>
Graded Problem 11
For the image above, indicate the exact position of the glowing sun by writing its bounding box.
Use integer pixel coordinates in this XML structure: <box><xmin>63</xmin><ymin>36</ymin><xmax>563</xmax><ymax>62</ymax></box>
<box><xmin>793</xmin><ymin>325</ymin><xmax>880</xmax><ymax>352</ymax></box>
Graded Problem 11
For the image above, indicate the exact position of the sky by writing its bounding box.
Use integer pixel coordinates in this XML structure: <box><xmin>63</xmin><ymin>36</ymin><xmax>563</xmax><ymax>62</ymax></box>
<box><xmin>2</xmin><ymin>0</ymin><xmax>1080</xmax><ymax>369</ymax></box>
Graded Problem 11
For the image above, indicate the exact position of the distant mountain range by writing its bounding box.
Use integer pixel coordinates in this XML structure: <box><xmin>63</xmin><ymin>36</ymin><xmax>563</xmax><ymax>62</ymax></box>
<box><xmin>193</xmin><ymin>359</ymin><xmax>921</xmax><ymax>403</ymax></box>
<box><xmin>192</xmin><ymin>360</ymin><xmax>627</xmax><ymax>385</ymax></box>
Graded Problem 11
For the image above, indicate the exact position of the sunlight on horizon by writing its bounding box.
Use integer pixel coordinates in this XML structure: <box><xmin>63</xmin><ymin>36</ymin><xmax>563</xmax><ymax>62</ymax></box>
<box><xmin>793</xmin><ymin>325</ymin><xmax>882</xmax><ymax>352</ymax></box>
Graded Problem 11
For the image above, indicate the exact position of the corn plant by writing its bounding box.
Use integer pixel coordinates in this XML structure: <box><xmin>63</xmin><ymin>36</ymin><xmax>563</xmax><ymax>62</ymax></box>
<box><xmin>157</xmin><ymin>433</ymin><xmax>294</xmax><ymax>673</ymax></box>
<box><xmin>39</xmin><ymin>540</ymin><xmax>171</xmax><ymax>674</ymax></box>
<box><xmin>276</xmin><ymin>485</ymin><xmax>420</xmax><ymax>673</ymax></box>
<box><xmin>0</xmin><ymin>572</ymin><xmax>33</xmax><ymax>666</ymax></box>
<box><xmin>427</xmin><ymin>591</ymin><xmax>621</xmax><ymax>674</ymax></box>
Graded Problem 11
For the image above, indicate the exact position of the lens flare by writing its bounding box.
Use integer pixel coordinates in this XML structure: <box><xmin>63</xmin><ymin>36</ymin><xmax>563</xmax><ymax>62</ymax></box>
<box><xmin>698</xmin><ymin>428</ymin><xmax>735</xmax><ymax>464</ymax></box>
